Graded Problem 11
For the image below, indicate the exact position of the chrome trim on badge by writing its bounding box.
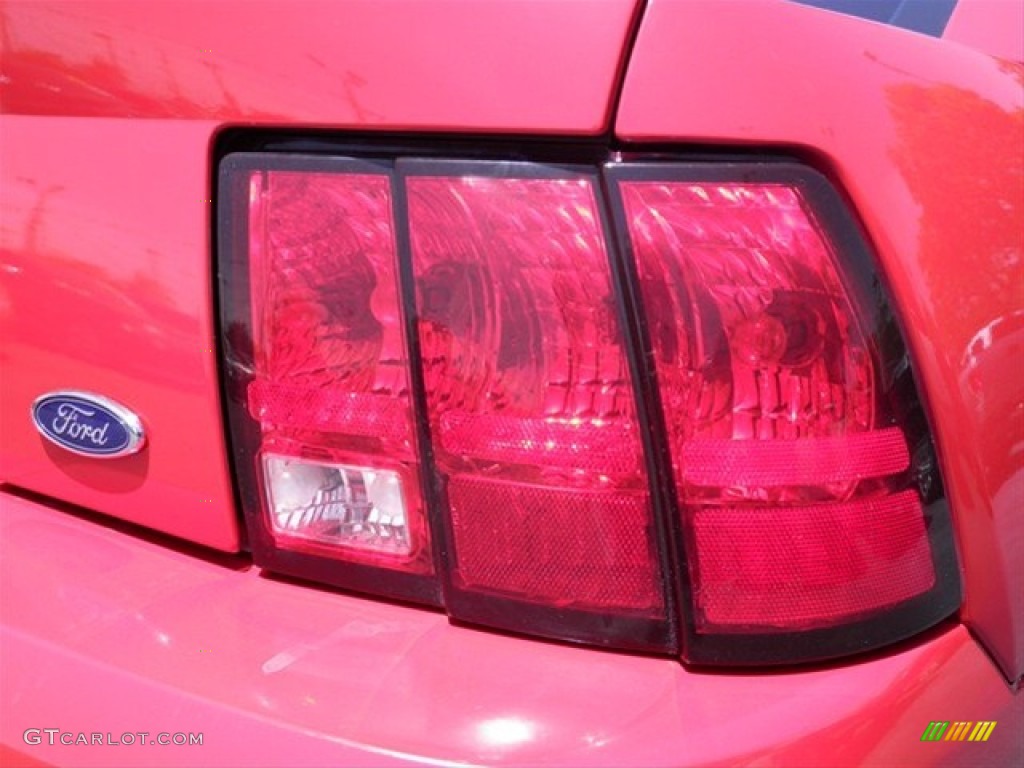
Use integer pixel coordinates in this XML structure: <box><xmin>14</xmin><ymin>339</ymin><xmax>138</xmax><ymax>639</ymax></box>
<box><xmin>31</xmin><ymin>391</ymin><xmax>146</xmax><ymax>459</ymax></box>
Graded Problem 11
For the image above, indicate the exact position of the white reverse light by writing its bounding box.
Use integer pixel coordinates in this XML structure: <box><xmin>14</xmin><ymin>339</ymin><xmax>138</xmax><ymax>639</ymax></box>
<box><xmin>262</xmin><ymin>454</ymin><xmax>412</xmax><ymax>556</ymax></box>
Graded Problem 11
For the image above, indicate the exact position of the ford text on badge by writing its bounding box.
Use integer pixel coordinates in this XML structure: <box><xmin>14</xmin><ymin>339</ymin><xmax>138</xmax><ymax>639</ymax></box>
<box><xmin>31</xmin><ymin>391</ymin><xmax>146</xmax><ymax>459</ymax></box>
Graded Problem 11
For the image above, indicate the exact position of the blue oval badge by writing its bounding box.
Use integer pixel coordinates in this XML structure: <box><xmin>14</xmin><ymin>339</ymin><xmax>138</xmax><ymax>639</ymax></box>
<box><xmin>31</xmin><ymin>391</ymin><xmax>146</xmax><ymax>459</ymax></box>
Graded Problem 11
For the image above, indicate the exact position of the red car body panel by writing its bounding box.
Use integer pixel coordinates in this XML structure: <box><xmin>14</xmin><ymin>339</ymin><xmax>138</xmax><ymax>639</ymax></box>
<box><xmin>945</xmin><ymin>0</ymin><xmax>1024</xmax><ymax>62</ymax></box>
<box><xmin>1</xmin><ymin>490</ymin><xmax>1021</xmax><ymax>768</ymax></box>
<box><xmin>0</xmin><ymin>0</ymin><xmax>639</xmax><ymax>550</ymax></box>
<box><xmin>0</xmin><ymin>116</ymin><xmax>238</xmax><ymax>551</ymax></box>
<box><xmin>618</xmin><ymin>0</ymin><xmax>1024</xmax><ymax>685</ymax></box>
<box><xmin>1</xmin><ymin>0</ymin><xmax>1021</xmax><ymax>765</ymax></box>
<box><xmin>0</xmin><ymin>0</ymin><xmax>637</xmax><ymax>132</ymax></box>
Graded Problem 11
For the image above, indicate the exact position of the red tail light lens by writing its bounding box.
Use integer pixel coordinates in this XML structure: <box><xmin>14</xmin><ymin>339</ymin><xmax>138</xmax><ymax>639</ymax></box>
<box><xmin>689</xmin><ymin>491</ymin><xmax>934</xmax><ymax>628</ymax></box>
<box><xmin>678</xmin><ymin>428</ymin><xmax>910</xmax><ymax>487</ymax></box>
<box><xmin>607</xmin><ymin>163</ymin><xmax>958</xmax><ymax>662</ymax></box>
<box><xmin>219</xmin><ymin>149</ymin><xmax>959</xmax><ymax>664</ymax></box>
<box><xmin>616</xmin><ymin>180</ymin><xmax>879</xmax><ymax>501</ymax></box>
<box><xmin>220</xmin><ymin>156</ymin><xmax>437</xmax><ymax>605</ymax></box>
<box><xmin>402</xmin><ymin>163</ymin><xmax>668</xmax><ymax>648</ymax></box>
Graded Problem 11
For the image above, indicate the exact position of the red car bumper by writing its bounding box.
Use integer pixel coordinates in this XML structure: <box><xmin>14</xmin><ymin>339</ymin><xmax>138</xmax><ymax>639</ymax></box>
<box><xmin>1</xmin><ymin>488</ymin><xmax>1019</xmax><ymax>767</ymax></box>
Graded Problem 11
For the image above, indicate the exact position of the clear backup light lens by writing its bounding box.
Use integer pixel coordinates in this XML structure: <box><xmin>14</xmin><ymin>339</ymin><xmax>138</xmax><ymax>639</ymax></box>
<box><xmin>264</xmin><ymin>454</ymin><xmax>413</xmax><ymax>557</ymax></box>
<box><xmin>220</xmin><ymin>155</ymin><xmax>437</xmax><ymax>605</ymax></box>
<box><xmin>607</xmin><ymin>163</ymin><xmax>960</xmax><ymax>662</ymax></box>
<box><xmin>402</xmin><ymin>160</ymin><xmax>669</xmax><ymax>649</ymax></box>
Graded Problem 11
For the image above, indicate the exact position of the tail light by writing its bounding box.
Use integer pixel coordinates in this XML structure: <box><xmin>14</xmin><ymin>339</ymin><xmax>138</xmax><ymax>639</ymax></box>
<box><xmin>221</xmin><ymin>157</ymin><xmax>437</xmax><ymax>605</ymax></box>
<box><xmin>403</xmin><ymin>162</ymin><xmax>667</xmax><ymax>649</ymax></box>
<box><xmin>605</xmin><ymin>164</ymin><xmax>959</xmax><ymax>662</ymax></box>
<box><xmin>219</xmin><ymin>148</ymin><xmax>960</xmax><ymax>664</ymax></box>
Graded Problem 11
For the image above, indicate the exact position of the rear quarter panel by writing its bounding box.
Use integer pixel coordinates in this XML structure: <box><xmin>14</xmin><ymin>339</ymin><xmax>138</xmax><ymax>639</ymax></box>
<box><xmin>617</xmin><ymin>0</ymin><xmax>1024</xmax><ymax>682</ymax></box>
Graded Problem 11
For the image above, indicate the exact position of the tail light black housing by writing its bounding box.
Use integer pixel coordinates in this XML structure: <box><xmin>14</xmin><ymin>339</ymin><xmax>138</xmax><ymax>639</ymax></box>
<box><xmin>217</xmin><ymin>139</ymin><xmax>961</xmax><ymax>665</ymax></box>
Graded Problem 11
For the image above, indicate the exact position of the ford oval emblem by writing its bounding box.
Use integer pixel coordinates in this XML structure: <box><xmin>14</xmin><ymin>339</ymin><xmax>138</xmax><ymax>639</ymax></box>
<box><xmin>31</xmin><ymin>391</ymin><xmax>146</xmax><ymax>459</ymax></box>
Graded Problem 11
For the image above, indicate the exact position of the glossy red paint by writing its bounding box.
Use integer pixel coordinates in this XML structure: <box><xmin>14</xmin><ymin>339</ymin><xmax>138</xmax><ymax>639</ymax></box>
<box><xmin>944</xmin><ymin>0</ymin><xmax>1024</xmax><ymax>62</ymax></box>
<box><xmin>0</xmin><ymin>0</ymin><xmax>637</xmax><ymax>133</ymax></box>
<box><xmin>0</xmin><ymin>0</ymin><xmax>1020</xmax><ymax>765</ymax></box>
<box><xmin>617</xmin><ymin>0</ymin><xmax>1024</xmax><ymax>682</ymax></box>
<box><xmin>0</xmin><ymin>0</ymin><xmax>641</xmax><ymax>550</ymax></box>
<box><xmin>2</xmin><ymin>489</ymin><xmax>1021</xmax><ymax>768</ymax></box>
<box><xmin>0</xmin><ymin>116</ymin><xmax>239</xmax><ymax>551</ymax></box>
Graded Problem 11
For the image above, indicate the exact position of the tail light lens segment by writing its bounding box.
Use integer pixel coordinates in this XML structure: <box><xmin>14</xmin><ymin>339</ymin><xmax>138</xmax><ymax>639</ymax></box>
<box><xmin>219</xmin><ymin>149</ymin><xmax>960</xmax><ymax>664</ymax></box>
<box><xmin>222</xmin><ymin>158</ymin><xmax>436</xmax><ymax>605</ymax></box>
<box><xmin>403</xmin><ymin>163</ymin><xmax>667</xmax><ymax>648</ymax></box>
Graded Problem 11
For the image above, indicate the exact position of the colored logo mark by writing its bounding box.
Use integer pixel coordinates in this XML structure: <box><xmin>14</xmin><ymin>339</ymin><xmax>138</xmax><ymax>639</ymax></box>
<box><xmin>921</xmin><ymin>721</ymin><xmax>997</xmax><ymax>742</ymax></box>
<box><xmin>31</xmin><ymin>391</ymin><xmax>146</xmax><ymax>459</ymax></box>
